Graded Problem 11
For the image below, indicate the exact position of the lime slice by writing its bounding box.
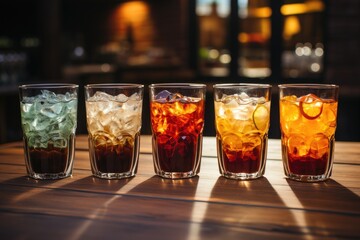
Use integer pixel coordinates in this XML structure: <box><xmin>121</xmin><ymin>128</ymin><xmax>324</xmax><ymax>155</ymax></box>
<box><xmin>299</xmin><ymin>94</ymin><xmax>323</xmax><ymax>120</ymax></box>
<box><xmin>253</xmin><ymin>104</ymin><xmax>269</xmax><ymax>131</ymax></box>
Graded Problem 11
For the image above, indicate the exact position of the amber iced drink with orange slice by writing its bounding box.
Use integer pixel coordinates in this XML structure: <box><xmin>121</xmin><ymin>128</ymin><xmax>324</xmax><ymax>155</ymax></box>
<box><xmin>214</xmin><ymin>84</ymin><xmax>271</xmax><ymax>180</ymax></box>
<box><xmin>279</xmin><ymin>84</ymin><xmax>339</xmax><ymax>182</ymax></box>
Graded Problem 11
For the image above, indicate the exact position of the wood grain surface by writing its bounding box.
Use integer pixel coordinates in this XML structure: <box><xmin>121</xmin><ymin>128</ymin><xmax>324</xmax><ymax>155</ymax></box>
<box><xmin>0</xmin><ymin>135</ymin><xmax>359</xmax><ymax>239</ymax></box>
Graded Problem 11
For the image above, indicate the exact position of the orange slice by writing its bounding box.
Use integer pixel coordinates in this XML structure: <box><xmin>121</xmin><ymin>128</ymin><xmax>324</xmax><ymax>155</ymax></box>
<box><xmin>253</xmin><ymin>104</ymin><xmax>270</xmax><ymax>131</ymax></box>
<box><xmin>299</xmin><ymin>94</ymin><xmax>323</xmax><ymax>120</ymax></box>
<box><xmin>309</xmin><ymin>133</ymin><xmax>329</xmax><ymax>159</ymax></box>
<box><xmin>222</xmin><ymin>133</ymin><xmax>242</xmax><ymax>151</ymax></box>
<box><xmin>287</xmin><ymin>134</ymin><xmax>308</xmax><ymax>157</ymax></box>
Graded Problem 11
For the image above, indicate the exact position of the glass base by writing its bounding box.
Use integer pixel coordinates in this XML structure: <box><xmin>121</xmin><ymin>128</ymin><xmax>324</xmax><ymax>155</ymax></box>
<box><xmin>155</xmin><ymin>170</ymin><xmax>198</xmax><ymax>179</ymax></box>
<box><xmin>286</xmin><ymin>173</ymin><xmax>329</xmax><ymax>182</ymax></box>
<box><xmin>28</xmin><ymin>172</ymin><xmax>71</xmax><ymax>180</ymax></box>
<box><xmin>93</xmin><ymin>172</ymin><xmax>135</xmax><ymax>179</ymax></box>
<box><xmin>221</xmin><ymin>172</ymin><xmax>263</xmax><ymax>180</ymax></box>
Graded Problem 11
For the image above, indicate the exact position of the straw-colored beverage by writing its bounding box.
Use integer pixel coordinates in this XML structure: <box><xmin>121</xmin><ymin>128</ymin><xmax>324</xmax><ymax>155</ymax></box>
<box><xmin>279</xmin><ymin>84</ymin><xmax>339</xmax><ymax>182</ymax></box>
<box><xmin>85</xmin><ymin>84</ymin><xmax>143</xmax><ymax>179</ymax></box>
<box><xmin>214</xmin><ymin>84</ymin><xmax>271</xmax><ymax>180</ymax></box>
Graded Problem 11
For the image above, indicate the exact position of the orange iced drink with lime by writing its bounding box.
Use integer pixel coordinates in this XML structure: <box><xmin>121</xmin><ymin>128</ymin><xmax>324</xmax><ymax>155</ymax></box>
<box><xmin>214</xmin><ymin>84</ymin><xmax>271</xmax><ymax>180</ymax></box>
<box><xmin>280</xmin><ymin>90</ymin><xmax>338</xmax><ymax>180</ymax></box>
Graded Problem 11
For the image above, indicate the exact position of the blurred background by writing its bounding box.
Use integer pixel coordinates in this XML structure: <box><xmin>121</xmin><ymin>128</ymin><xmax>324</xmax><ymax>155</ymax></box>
<box><xmin>0</xmin><ymin>0</ymin><xmax>359</xmax><ymax>143</ymax></box>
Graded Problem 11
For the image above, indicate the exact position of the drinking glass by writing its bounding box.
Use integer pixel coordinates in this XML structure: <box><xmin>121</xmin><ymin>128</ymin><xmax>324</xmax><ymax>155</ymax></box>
<box><xmin>214</xmin><ymin>84</ymin><xmax>271</xmax><ymax>180</ymax></box>
<box><xmin>19</xmin><ymin>84</ymin><xmax>78</xmax><ymax>179</ymax></box>
<box><xmin>149</xmin><ymin>83</ymin><xmax>206</xmax><ymax>179</ymax></box>
<box><xmin>279</xmin><ymin>84</ymin><xmax>339</xmax><ymax>182</ymax></box>
<box><xmin>85</xmin><ymin>84</ymin><xmax>144</xmax><ymax>179</ymax></box>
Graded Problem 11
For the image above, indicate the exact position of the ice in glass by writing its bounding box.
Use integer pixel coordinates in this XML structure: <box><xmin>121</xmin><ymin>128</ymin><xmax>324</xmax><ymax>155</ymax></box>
<box><xmin>85</xmin><ymin>84</ymin><xmax>143</xmax><ymax>179</ymax></box>
<box><xmin>19</xmin><ymin>84</ymin><xmax>78</xmax><ymax>179</ymax></box>
<box><xmin>149</xmin><ymin>84</ymin><xmax>206</xmax><ymax>179</ymax></box>
<box><xmin>279</xmin><ymin>84</ymin><xmax>339</xmax><ymax>182</ymax></box>
<box><xmin>214</xmin><ymin>84</ymin><xmax>271</xmax><ymax>180</ymax></box>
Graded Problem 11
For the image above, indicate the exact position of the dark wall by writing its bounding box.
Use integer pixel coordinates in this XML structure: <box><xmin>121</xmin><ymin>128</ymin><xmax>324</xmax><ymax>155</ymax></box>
<box><xmin>0</xmin><ymin>0</ymin><xmax>360</xmax><ymax>143</ymax></box>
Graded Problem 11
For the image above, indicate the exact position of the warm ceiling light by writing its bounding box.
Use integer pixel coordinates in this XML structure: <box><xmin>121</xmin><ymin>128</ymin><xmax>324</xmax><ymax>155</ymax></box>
<box><xmin>116</xmin><ymin>1</ymin><xmax>149</xmax><ymax>25</ymax></box>
<box><xmin>247</xmin><ymin>7</ymin><xmax>272</xmax><ymax>18</ymax></box>
<box><xmin>281</xmin><ymin>1</ymin><xmax>325</xmax><ymax>16</ymax></box>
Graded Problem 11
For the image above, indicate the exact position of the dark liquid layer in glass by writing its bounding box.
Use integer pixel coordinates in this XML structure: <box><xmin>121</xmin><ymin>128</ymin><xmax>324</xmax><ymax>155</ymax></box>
<box><xmin>94</xmin><ymin>144</ymin><xmax>133</xmax><ymax>173</ymax></box>
<box><xmin>222</xmin><ymin>146</ymin><xmax>261</xmax><ymax>173</ymax></box>
<box><xmin>288</xmin><ymin>154</ymin><xmax>328</xmax><ymax>175</ymax></box>
<box><xmin>156</xmin><ymin>134</ymin><xmax>198</xmax><ymax>172</ymax></box>
<box><xmin>29</xmin><ymin>146</ymin><xmax>68</xmax><ymax>173</ymax></box>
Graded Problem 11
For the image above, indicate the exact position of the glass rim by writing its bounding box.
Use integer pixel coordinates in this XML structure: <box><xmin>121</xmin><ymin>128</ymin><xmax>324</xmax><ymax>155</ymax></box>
<box><xmin>149</xmin><ymin>83</ymin><xmax>206</xmax><ymax>89</ymax></box>
<box><xmin>85</xmin><ymin>83</ymin><xmax>144</xmax><ymax>89</ymax></box>
<box><xmin>19</xmin><ymin>83</ymin><xmax>78</xmax><ymax>89</ymax></box>
<box><xmin>278</xmin><ymin>84</ymin><xmax>339</xmax><ymax>89</ymax></box>
<box><xmin>213</xmin><ymin>83</ymin><xmax>271</xmax><ymax>89</ymax></box>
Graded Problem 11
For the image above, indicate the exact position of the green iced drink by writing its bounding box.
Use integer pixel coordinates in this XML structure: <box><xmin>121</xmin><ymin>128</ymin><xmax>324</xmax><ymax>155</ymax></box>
<box><xmin>19</xmin><ymin>84</ymin><xmax>78</xmax><ymax>179</ymax></box>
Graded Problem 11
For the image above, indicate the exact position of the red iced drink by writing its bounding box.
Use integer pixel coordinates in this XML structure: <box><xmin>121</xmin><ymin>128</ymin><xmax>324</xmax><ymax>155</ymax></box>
<box><xmin>150</xmin><ymin>98</ymin><xmax>205</xmax><ymax>175</ymax></box>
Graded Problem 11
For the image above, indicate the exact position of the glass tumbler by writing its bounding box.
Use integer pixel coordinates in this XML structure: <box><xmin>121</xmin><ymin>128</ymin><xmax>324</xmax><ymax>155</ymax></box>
<box><xmin>149</xmin><ymin>83</ymin><xmax>206</xmax><ymax>179</ymax></box>
<box><xmin>19</xmin><ymin>84</ymin><xmax>78</xmax><ymax>180</ymax></box>
<box><xmin>85</xmin><ymin>84</ymin><xmax>144</xmax><ymax>179</ymax></box>
<box><xmin>279</xmin><ymin>84</ymin><xmax>339</xmax><ymax>182</ymax></box>
<box><xmin>214</xmin><ymin>84</ymin><xmax>271</xmax><ymax>180</ymax></box>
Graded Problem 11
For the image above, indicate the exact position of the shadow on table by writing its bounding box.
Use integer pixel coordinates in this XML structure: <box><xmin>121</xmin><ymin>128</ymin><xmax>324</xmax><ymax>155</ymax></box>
<box><xmin>125</xmin><ymin>175</ymin><xmax>199</xmax><ymax>198</ymax></box>
<box><xmin>286</xmin><ymin>179</ymin><xmax>360</xmax><ymax>238</ymax></box>
<box><xmin>45</xmin><ymin>175</ymin><xmax>199</xmax><ymax>240</ymax></box>
<box><xmin>0</xmin><ymin>175</ymin><xmax>138</xmax><ymax>239</ymax></box>
<box><xmin>62</xmin><ymin>175</ymin><xmax>134</xmax><ymax>192</ymax></box>
<box><xmin>199</xmin><ymin>176</ymin><xmax>298</xmax><ymax>239</ymax></box>
<box><xmin>286</xmin><ymin>179</ymin><xmax>360</xmax><ymax>213</ymax></box>
<box><xmin>105</xmin><ymin>175</ymin><xmax>201</xmax><ymax>240</ymax></box>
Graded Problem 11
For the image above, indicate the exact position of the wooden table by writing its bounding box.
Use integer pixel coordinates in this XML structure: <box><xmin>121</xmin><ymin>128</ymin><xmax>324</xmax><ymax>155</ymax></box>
<box><xmin>1</xmin><ymin>135</ymin><xmax>359</xmax><ymax>239</ymax></box>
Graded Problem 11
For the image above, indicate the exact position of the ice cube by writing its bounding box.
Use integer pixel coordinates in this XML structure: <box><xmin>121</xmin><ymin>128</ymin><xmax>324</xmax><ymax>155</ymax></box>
<box><xmin>53</xmin><ymin>136</ymin><xmax>67</xmax><ymax>148</ymax></box>
<box><xmin>239</xmin><ymin>92</ymin><xmax>249</xmax><ymax>100</ymax></box>
<box><xmin>114</xmin><ymin>93</ymin><xmax>128</xmax><ymax>102</ymax></box>
<box><xmin>129</xmin><ymin>93</ymin><xmax>140</xmax><ymax>101</ymax></box>
<box><xmin>221</xmin><ymin>95</ymin><xmax>239</xmax><ymax>108</ymax></box>
<box><xmin>41</xmin><ymin>90</ymin><xmax>58</xmax><ymax>103</ymax></box>
<box><xmin>256</xmin><ymin>97</ymin><xmax>266</xmax><ymax>104</ymax></box>
<box><xmin>179</xmin><ymin>96</ymin><xmax>193</xmax><ymax>103</ymax></box>
<box><xmin>124</xmin><ymin>99</ymin><xmax>140</xmax><ymax>111</ymax></box>
<box><xmin>88</xmin><ymin>121</ymin><xmax>103</xmax><ymax>133</ymax></box>
<box><xmin>221</xmin><ymin>94</ymin><xmax>235</xmax><ymax>104</ymax></box>
<box><xmin>51</xmin><ymin>102</ymin><xmax>63</xmax><ymax>114</ymax></box>
<box><xmin>21</xmin><ymin>103</ymin><xmax>33</xmax><ymax>113</ymax></box>
<box><xmin>155</xmin><ymin>90</ymin><xmax>172</xmax><ymax>102</ymax></box>
<box><xmin>64</xmin><ymin>92</ymin><xmax>77</xmax><ymax>101</ymax></box>
<box><xmin>99</xmin><ymin>110</ymin><xmax>113</xmax><ymax>127</ymax></box>
<box><xmin>58</xmin><ymin>118</ymin><xmax>76</xmax><ymax>135</ymax></box>
<box><xmin>66</xmin><ymin>99</ymin><xmax>78</xmax><ymax>113</ymax></box>
<box><xmin>89</xmin><ymin>91</ymin><xmax>114</xmax><ymax>101</ymax></box>
<box><xmin>236</xmin><ymin>92</ymin><xmax>251</xmax><ymax>104</ymax></box>
<box><xmin>108</xmin><ymin>120</ymin><xmax>122</xmax><ymax>136</ymax></box>
<box><xmin>32</xmin><ymin>117</ymin><xmax>50</xmax><ymax>131</ymax></box>
<box><xmin>169</xmin><ymin>93</ymin><xmax>184</xmax><ymax>102</ymax></box>
<box><xmin>28</xmin><ymin>135</ymin><xmax>43</xmax><ymax>148</ymax></box>
<box><xmin>40</xmin><ymin>102</ymin><xmax>63</xmax><ymax>118</ymax></box>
